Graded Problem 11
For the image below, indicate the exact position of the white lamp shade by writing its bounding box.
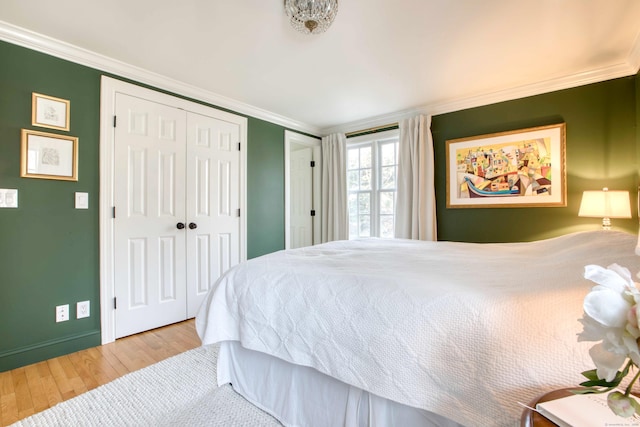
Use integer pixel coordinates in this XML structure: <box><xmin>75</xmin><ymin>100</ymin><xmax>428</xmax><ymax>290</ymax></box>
<box><xmin>578</xmin><ymin>190</ymin><xmax>632</xmax><ymax>218</ymax></box>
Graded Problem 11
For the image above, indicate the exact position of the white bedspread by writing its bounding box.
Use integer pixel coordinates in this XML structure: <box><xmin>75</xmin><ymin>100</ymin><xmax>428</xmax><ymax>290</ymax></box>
<box><xmin>196</xmin><ymin>231</ymin><xmax>639</xmax><ymax>427</ymax></box>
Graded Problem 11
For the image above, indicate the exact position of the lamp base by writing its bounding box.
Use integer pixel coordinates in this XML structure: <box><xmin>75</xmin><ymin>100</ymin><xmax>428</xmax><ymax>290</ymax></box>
<box><xmin>602</xmin><ymin>217</ymin><xmax>611</xmax><ymax>230</ymax></box>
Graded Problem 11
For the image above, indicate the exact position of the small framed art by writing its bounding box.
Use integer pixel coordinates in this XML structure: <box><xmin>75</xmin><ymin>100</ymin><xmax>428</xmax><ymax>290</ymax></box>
<box><xmin>20</xmin><ymin>129</ymin><xmax>78</xmax><ymax>181</ymax></box>
<box><xmin>32</xmin><ymin>92</ymin><xmax>70</xmax><ymax>131</ymax></box>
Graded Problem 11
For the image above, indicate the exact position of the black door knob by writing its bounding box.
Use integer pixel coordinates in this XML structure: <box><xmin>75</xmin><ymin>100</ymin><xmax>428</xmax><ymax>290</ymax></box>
<box><xmin>188</xmin><ymin>222</ymin><xmax>197</xmax><ymax>230</ymax></box>
<box><xmin>176</xmin><ymin>222</ymin><xmax>185</xmax><ymax>230</ymax></box>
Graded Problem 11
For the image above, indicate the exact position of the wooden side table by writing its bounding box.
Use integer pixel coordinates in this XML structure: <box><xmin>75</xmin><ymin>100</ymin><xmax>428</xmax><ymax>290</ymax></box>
<box><xmin>520</xmin><ymin>388</ymin><xmax>574</xmax><ymax>427</ymax></box>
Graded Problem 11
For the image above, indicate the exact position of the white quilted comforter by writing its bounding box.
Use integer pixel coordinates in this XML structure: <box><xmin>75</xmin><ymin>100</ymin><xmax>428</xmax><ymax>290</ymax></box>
<box><xmin>196</xmin><ymin>231</ymin><xmax>639</xmax><ymax>427</ymax></box>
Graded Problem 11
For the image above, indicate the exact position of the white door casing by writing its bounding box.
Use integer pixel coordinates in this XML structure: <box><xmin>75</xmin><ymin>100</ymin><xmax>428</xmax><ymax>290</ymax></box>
<box><xmin>100</xmin><ymin>76</ymin><xmax>247</xmax><ymax>344</ymax></box>
<box><xmin>284</xmin><ymin>130</ymin><xmax>321</xmax><ymax>249</ymax></box>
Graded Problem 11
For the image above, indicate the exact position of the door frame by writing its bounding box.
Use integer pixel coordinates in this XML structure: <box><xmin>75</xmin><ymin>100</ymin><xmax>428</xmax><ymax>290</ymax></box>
<box><xmin>99</xmin><ymin>76</ymin><xmax>247</xmax><ymax>344</ymax></box>
<box><xmin>284</xmin><ymin>130</ymin><xmax>321</xmax><ymax>249</ymax></box>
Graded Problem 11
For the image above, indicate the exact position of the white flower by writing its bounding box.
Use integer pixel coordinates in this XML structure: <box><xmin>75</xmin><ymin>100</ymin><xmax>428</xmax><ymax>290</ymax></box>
<box><xmin>608</xmin><ymin>391</ymin><xmax>639</xmax><ymax>417</ymax></box>
<box><xmin>578</xmin><ymin>264</ymin><xmax>640</xmax><ymax>381</ymax></box>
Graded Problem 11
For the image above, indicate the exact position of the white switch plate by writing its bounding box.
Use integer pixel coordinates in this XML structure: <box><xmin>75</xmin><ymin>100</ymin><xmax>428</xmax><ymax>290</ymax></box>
<box><xmin>56</xmin><ymin>304</ymin><xmax>69</xmax><ymax>322</ymax></box>
<box><xmin>75</xmin><ymin>192</ymin><xmax>89</xmax><ymax>209</ymax></box>
<box><xmin>0</xmin><ymin>189</ymin><xmax>18</xmax><ymax>208</ymax></box>
<box><xmin>77</xmin><ymin>300</ymin><xmax>90</xmax><ymax>319</ymax></box>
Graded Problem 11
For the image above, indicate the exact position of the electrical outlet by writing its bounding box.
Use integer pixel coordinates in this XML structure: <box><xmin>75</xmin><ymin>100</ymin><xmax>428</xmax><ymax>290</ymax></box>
<box><xmin>77</xmin><ymin>300</ymin><xmax>90</xmax><ymax>319</ymax></box>
<box><xmin>56</xmin><ymin>304</ymin><xmax>69</xmax><ymax>322</ymax></box>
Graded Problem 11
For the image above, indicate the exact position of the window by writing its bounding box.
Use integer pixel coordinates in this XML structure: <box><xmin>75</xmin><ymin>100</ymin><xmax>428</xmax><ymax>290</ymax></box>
<box><xmin>347</xmin><ymin>131</ymin><xmax>399</xmax><ymax>239</ymax></box>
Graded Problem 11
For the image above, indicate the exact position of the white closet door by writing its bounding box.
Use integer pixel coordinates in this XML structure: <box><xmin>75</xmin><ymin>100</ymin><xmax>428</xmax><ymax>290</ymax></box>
<box><xmin>185</xmin><ymin>112</ymin><xmax>241</xmax><ymax>318</ymax></box>
<box><xmin>113</xmin><ymin>93</ymin><xmax>187</xmax><ymax>338</ymax></box>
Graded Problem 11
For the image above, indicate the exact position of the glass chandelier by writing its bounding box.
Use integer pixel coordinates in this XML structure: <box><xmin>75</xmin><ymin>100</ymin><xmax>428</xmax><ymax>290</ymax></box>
<box><xmin>284</xmin><ymin>0</ymin><xmax>338</xmax><ymax>35</ymax></box>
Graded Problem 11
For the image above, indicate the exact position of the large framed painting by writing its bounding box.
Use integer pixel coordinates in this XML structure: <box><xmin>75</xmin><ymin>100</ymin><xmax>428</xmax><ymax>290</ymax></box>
<box><xmin>446</xmin><ymin>123</ymin><xmax>566</xmax><ymax>208</ymax></box>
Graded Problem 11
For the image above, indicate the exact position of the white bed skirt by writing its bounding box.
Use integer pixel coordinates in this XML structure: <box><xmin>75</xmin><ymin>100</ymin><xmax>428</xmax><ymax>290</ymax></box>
<box><xmin>218</xmin><ymin>341</ymin><xmax>463</xmax><ymax>427</ymax></box>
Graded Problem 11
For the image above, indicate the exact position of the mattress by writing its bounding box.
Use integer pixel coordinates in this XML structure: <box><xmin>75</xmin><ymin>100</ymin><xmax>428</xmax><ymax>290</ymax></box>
<box><xmin>197</xmin><ymin>230</ymin><xmax>639</xmax><ymax>426</ymax></box>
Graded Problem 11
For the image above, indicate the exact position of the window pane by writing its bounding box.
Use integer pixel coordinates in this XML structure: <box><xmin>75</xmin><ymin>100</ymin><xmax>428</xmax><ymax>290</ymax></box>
<box><xmin>380</xmin><ymin>165</ymin><xmax>395</xmax><ymax>189</ymax></box>
<box><xmin>359</xmin><ymin>214</ymin><xmax>370</xmax><ymax>237</ymax></box>
<box><xmin>360</xmin><ymin>147</ymin><xmax>372</xmax><ymax>168</ymax></box>
<box><xmin>380</xmin><ymin>215</ymin><xmax>394</xmax><ymax>238</ymax></box>
<box><xmin>358</xmin><ymin>193</ymin><xmax>370</xmax><ymax>214</ymax></box>
<box><xmin>360</xmin><ymin>169</ymin><xmax>371</xmax><ymax>190</ymax></box>
<box><xmin>381</xmin><ymin>143</ymin><xmax>396</xmax><ymax>166</ymax></box>
<box><xmin>380</xmin><ymin>191</ymin><xmax>394</xmax><ymax>215</ymax></box>
<box><xmin>348</xmin><ymin>171</ymin><xmax>360</xmax><ymax>191</ymax></box>
<box><xmin>348</xmin><ymin>193</ymin><xmax>358</xmax><ymax>212</ymax></box>
<box><xmin>349</xmin><ymin>216</ymin><xmax>358</xmax><ymax>239</ymax></box>
<box><xmin>348</xmin><ymin>148</ymin><xmax>359</xmax><ymax>170</ymax></box>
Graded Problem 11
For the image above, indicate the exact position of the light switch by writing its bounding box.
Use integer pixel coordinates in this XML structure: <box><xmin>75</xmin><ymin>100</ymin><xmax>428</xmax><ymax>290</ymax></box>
<box><xmin>0</xmin><ymin>189</ymin><xmax>18</xmax><ymax>208</ymax></box>
<box><xmin>75</xmin><ymin>192</ymin><xmax>89</xmax><ymax>209</ymax></box>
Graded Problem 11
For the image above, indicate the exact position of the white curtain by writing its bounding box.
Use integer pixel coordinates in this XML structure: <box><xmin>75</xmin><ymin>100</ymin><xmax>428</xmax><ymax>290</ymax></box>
<box><xmin>321</xmin><ymin>133</ymin><xmax>348</xmax><ymax>242</ymax></box>
<box><xmin>394</xmin><ymin>115</ymin><xmax>437</xmax><ymax>240</ymax></box>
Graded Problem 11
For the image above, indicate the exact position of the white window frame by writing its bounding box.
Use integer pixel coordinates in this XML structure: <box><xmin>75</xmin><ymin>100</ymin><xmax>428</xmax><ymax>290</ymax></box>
<box><xmin>346</xmin><ymin>129</ymin><xmax>399</xmax><ymax>239</ymax></box>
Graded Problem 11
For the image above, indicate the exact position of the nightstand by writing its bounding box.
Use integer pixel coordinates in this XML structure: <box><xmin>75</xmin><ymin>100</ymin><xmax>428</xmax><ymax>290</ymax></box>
<box><xmin>520</xmin><ymin>388</ymin><xmax>574</xmax><ymax>427</ymax></box>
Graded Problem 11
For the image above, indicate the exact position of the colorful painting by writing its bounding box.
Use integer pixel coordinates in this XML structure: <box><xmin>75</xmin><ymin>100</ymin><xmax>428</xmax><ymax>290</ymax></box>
<box><xmin>446</xmin><ymin>123</ymin><xmax>566</xmax><ymax>208</ymax></box>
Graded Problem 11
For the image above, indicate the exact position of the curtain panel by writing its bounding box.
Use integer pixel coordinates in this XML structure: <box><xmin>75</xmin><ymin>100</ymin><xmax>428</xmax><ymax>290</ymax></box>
<box><xmin>394</xmin><ymin>115</ymin><xmax>437</xmax><ymax>240</ymax></box>
<box><xmin>321</xmin><ymin>133</ymin><xmax>348</xmax><ymax>242</ymax></box>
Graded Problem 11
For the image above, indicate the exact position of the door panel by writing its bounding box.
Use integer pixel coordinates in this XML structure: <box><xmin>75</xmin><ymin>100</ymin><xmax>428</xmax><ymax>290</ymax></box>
<box><xmin>290</xmin><ymin>147</ymin><xmax>313</xmax><ymax>248</ymax></box>
<box><xmin>114</xmin><ymin>93</ymin><xmax>187</xmax><ymax>338</ymax></box>
<box><xmin>186</xmin><ymin>112</ymin><xmax>241</xmax><ymax>317</ymax></box>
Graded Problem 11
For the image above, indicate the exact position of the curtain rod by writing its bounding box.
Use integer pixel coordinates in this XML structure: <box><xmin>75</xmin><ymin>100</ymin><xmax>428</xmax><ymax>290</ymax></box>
<box><xmin>345</xmin><ymin>123</ymin><xmax>398</xmax><ymax>138</ymax></box>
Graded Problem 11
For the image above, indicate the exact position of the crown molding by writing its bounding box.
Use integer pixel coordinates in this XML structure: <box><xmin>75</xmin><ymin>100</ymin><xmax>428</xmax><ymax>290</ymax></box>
<box><xmin>0</xmin><ymin>20</ymin><xmax>322</xmax><ymax>136</ymax></box>
<box><xmin>324</xmin><ymin>54</ymin><xmax>640</xmax><ymax>136</ymax></box>
<box><xmin>628</xmin><ymin>30</ymin><xmax>640</xmax><ymax>73</ymax></box>
<box><xmin>3</xmin><ymin>20</ymin><xmax>637</xmax><ymax>138</ymax></box>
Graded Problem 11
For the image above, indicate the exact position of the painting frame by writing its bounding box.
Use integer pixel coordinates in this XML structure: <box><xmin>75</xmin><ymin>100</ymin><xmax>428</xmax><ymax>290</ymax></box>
<box><xmin>20</xmin><ymin>129</ymin><xmax>78</xmax><ymax>181</ymax></box>
<box><xmin>32</xmin><ymin>92</ymin><xmax>70</xmax><ymax>131</ymax></box>
<box><xmin>446</xmin><ymin>123</ymin><xmax>566</xmax><ymax>208</ymax></box>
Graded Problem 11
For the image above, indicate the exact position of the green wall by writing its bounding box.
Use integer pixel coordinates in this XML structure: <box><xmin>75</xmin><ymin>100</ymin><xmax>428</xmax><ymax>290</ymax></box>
<box><xmin>432</xmin><ymin>76</ymin><xmax>638</xmax><ymax>242</ymax></box>
<box><xmin>0</xmin><ymin>40</ymin><xmax>287</xmax><ymax>372</ymax></box>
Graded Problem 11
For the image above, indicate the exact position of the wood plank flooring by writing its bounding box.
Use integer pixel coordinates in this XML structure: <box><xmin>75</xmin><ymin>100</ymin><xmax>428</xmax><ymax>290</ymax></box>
<box><xmin>0</xmin><ymin>319</ymin><xmax>200</xmax><ymax>426</ymax></box>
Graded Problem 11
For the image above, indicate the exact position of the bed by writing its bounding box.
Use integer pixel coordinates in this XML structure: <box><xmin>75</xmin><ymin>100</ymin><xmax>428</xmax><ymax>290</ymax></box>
<box><xmin>196</xmin><ymin>230</ymin><xmax>639</xmax><ymax>427</ymax></box>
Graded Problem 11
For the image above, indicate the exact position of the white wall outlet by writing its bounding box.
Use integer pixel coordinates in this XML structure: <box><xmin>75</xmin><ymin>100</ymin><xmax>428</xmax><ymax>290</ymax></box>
<box><xmin>77</xmin><ymin>300</ymin><xmax>90</xmax><ymax>319</ymax></box>
<box><xmin>56</xmin><ymin>304</ymin><xmax>69</xmax><ymax>322</ymax></box>
<box><xmin>0</xmin><ymin>189</ymin><xmax>18</xmax><ymax>208</ymax></box>
<box><xmin>75</xmin><ymin>192</ymin><xmax>89</xmax><ymax>209</ymax></box>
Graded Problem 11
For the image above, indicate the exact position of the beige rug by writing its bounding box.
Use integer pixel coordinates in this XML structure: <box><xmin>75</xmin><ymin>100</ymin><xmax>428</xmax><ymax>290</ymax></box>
<box><xmin>12</xmin><ymin>344</ymin><xmax>281</xmax><ymax>426</ymax></box>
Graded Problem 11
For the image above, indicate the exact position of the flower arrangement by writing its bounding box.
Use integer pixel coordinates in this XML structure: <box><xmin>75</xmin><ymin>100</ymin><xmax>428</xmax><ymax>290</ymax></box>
<box><xmin>577</xmin><ymin>263</ymin><xmax>640</xmax><ymax>417</ymax></box>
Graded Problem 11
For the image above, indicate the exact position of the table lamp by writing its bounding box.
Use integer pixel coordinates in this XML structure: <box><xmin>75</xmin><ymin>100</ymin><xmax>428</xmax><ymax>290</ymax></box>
<box><xmin>578</xmin><ymin>188</ymin><xmax>631</xmax><ymax>230</ymax></box>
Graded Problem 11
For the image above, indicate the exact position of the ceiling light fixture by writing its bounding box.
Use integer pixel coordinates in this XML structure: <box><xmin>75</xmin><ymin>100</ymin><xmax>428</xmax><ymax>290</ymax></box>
<box><xmin>284</xmin><ymin>0</ymin><xmax>338</xmax><ymax>35</ymax></box>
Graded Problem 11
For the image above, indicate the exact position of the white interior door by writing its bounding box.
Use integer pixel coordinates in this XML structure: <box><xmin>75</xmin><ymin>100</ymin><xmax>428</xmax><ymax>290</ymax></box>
<box><xmin>185</xmin><ymin>112</ymin><xmax>241</xmax><ymax>317</ymax></box>
<box><xmin>290</xmin><ymin>147</ymin><xmax>313</xmax><ymax>248</ymax></box>
<box><xmin>113</xmin><ymin>93</ymin><xmax>187</xmax><ymax>338</ymax></box>
<box><xmin>285</xmin><ymin>131</ymin><xmax>322</xmax><ymax>249</ymax></box>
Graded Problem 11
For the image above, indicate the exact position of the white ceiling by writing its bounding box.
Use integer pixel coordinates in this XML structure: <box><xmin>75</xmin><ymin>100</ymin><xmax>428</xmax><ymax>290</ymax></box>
<box><xmin>1</xmin><ymin>1</ymin><xmax>639</xmax><ymax>135</ymax></box>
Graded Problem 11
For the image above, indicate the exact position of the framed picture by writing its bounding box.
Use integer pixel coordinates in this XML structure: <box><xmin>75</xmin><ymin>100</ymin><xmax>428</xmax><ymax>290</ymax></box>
<box><xmin>32</xmin><ymin>92</ymin><xmax>70</xmax><ymax>131</ymax></box>
<box><xmin>446</xmin><ymin>123</ymin><xmax>566</xmax><ymax>208</ymax></box>
<box><xmin>20</xmin><ymin>129</ymin><xmax>78</xmax><ymax>181</ymax></box>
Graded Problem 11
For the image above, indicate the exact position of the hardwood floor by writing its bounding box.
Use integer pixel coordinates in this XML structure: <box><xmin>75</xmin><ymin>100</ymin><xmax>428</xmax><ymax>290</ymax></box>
<box><xmin>0</xmin><ymin>319</ymin><xmax>200</xmax><ymax>426</ymax></box>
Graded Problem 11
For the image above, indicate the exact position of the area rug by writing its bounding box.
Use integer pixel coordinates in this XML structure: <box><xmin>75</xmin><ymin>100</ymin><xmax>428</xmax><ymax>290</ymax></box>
<box><xmin>12</xmin><ymin>344</ymin><xmax>282</xmax><ymax>426</ymax></box>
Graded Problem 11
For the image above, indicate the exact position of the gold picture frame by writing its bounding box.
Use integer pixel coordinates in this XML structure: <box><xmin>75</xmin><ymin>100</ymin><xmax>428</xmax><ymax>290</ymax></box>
<box><xmin>445</xmin><ymin>123</ymin><xmax>566</xmax><ymax>208</ymax></box>
<box><xmin>21</xmin><ymin>129</ymin><xmax>78</xmax><ymax>181</ymax></box>
<box><xmin>32</xmin><ymin>92</ymin><xmax>70</xmax><ymax>131</ymax></box>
